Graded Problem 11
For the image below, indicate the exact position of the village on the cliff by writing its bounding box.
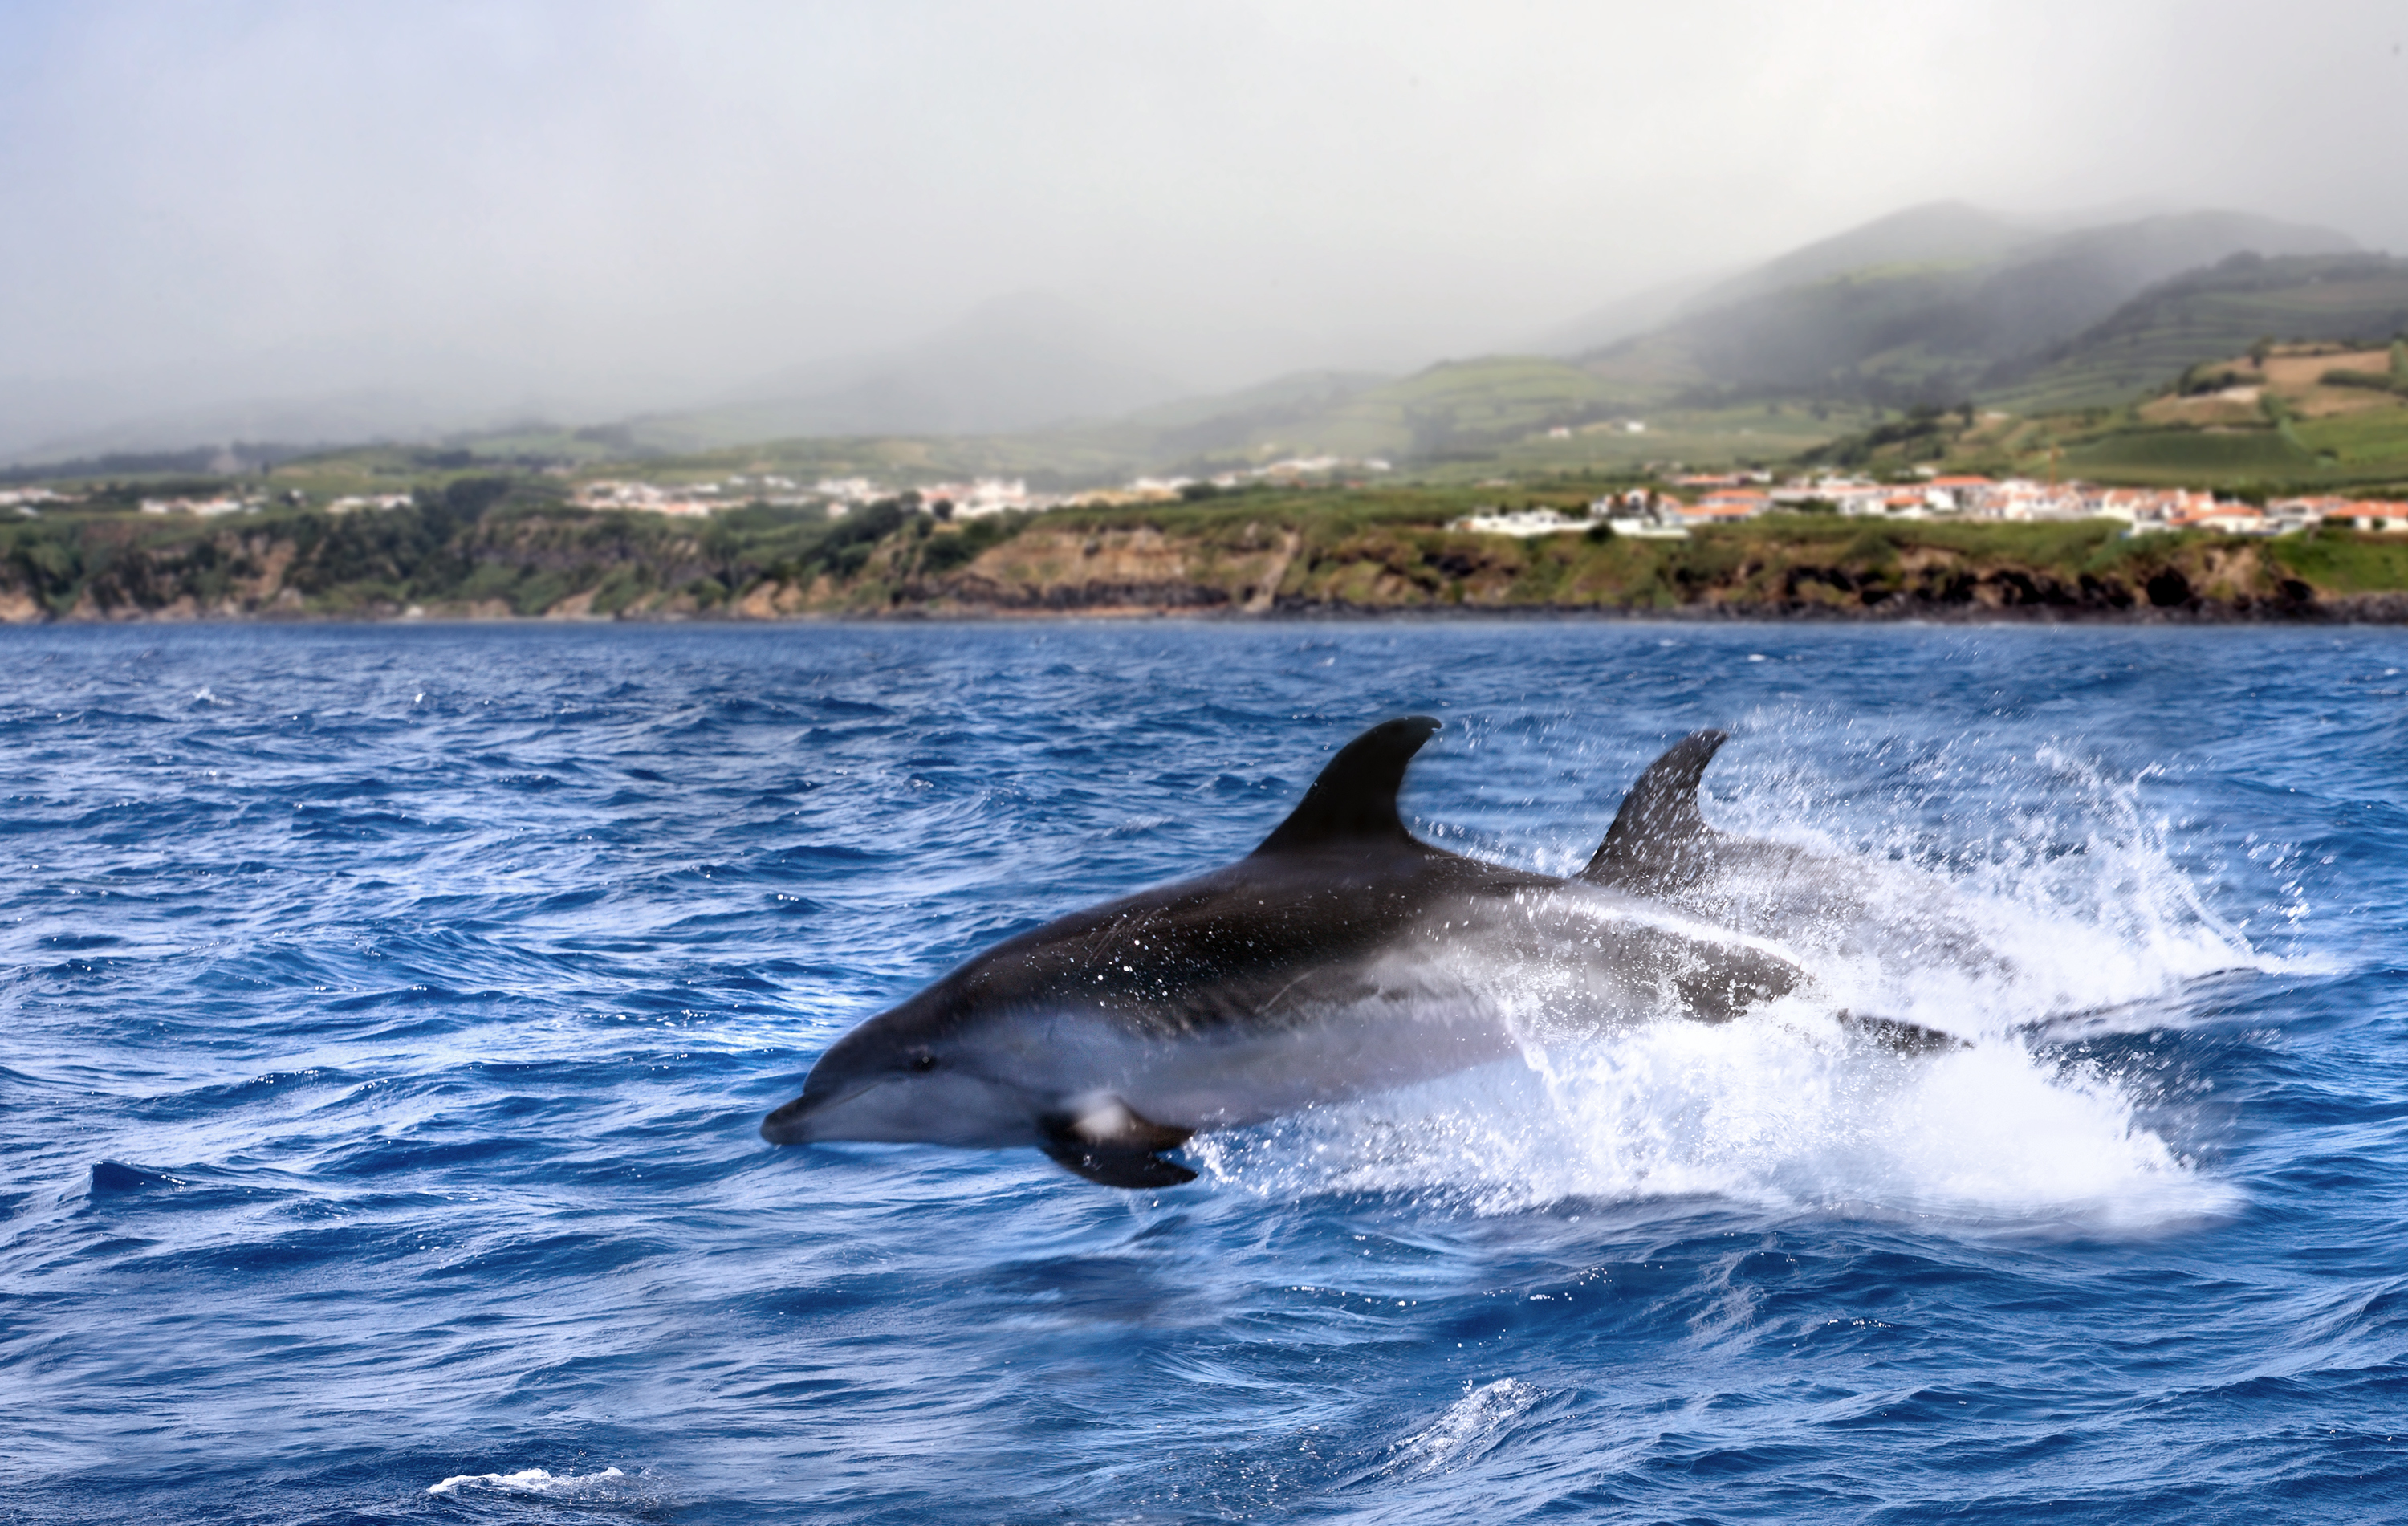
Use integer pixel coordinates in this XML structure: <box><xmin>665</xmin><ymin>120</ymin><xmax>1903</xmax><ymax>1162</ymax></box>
<box><xmin>26</xmin><ymin>458</ymin><xmax>2408</xmax><ymax>539</ymax></box>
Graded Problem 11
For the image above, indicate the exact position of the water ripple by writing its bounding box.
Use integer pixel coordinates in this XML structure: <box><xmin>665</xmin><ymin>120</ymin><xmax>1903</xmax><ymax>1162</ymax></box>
<box><xmin>4</xmin><ymin>621</ymin><xmax>2406</xmax><ymax>1522</ymax></box>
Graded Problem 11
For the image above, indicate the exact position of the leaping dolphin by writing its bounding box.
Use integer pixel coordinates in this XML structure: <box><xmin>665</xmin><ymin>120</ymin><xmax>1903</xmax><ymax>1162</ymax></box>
<box><xmin>762</xmin><ymin>716</ymin><xmax>1856</xmax><ymax>1189</ymax></box>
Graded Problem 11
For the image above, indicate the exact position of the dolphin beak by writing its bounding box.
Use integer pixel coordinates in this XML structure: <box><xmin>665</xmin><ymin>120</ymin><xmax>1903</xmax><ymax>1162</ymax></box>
<box><xmin>759</xmin><ymin>1078</ymin><xmax>888</xmax><ymax>1145</ymax></box>
<box><xmin>759</xmin><ymin>1093</ymin><xmax>816</xmax><ymax>1145</ymax></box>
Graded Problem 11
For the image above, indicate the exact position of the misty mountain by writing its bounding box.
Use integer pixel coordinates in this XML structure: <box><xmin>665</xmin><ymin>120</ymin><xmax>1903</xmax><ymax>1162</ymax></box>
<box><xmin>1020</xmin><ymin>207</ymin><xmax>2385</xmax><ymax>470</ymax></box>
<box><xmin>1989</xmin><ymin>252</ymin><xmax>2408</xmax><ymax>409</ymax></box>
<box><xmin>1577</xmin><ymin>206</ymin><xmax>2358</xmax><ymax>407</ymax></box>
<box><xmin>0</xmin><ymin>328</ymin><xmax>653</xmax><ymax>467</ymax></box>
<box><xmin>1521</xmin><ymin>270</ymin><xmax>1730</xmax><ymax>356</ymax></box>
<box><xmin>1105</xmin><ymin>369</ymin><xmax>1393</xmax><ymax>460</ymax></box>
<box><xmin>645</xmin><ymin>293</ymin><xmax>1193</xmax><ymax>448</ymax></box>
<box><xmin>1007</xmin><ymin>357</ymin><xmax>1625</xmax><ymax>477</ymax></box>
<box><xmin>0</xmin><ymin>386</ymin><xmax>545</xmax><ymax>468</ymax></box>
<box><xmin>10</xmin><ymin>201</ymin><xmax>2386</xmax><ymax>474</ymax></box>
<box><xmin>1672</xmin><ymin>201</ymin><xmax>2042</xmax><ymax>315</ymax></box>
<box><xmin>1519</xmin><ymin>202</ymin><xmax>2055</xmax><ymax>355</ymax></box>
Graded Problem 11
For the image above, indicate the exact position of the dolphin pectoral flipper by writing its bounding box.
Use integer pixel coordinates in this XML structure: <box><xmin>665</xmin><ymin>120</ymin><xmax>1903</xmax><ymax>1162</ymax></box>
<box><xmin>1039</xmin><ymin>1100</ymin><xmax>1198</xmax><ymax>1189</ymax></box>
<box><xmin>1674</xmin><ymin>959</ymin><xmax>1795</xmax><ymax>1022</ymax></box>
<box><xmin>1583</xmin><ymin>729</ymin><xmax>1729</xmax><ymax>884</ymax></box>
<box><xmin>1040</xmin><ymin>1138</ymin><xmax>1199</xmax><ymax>1189</ymax></box>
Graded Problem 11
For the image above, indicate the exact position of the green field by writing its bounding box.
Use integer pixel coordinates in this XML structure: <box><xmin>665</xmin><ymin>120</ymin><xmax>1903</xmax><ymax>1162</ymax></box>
<box><xmin>1802</xmin><ymin>332</ymin><xmax>2408</xmax><ymax>493</ymax></box>
<box><xmin>2059</xmin><ymin>426</ymin><xmax>2321</xmax><ymax>481</ymax></box>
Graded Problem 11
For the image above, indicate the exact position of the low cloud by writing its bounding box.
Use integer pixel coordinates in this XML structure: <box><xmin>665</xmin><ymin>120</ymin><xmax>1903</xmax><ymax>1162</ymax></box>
<box><xmin>2</xmin><ymin>0</ymin><xmax>2402</xmax><ymax>454</ymax></box>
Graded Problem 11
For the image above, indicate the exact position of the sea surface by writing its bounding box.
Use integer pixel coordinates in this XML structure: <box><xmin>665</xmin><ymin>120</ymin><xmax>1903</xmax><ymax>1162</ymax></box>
<box><xmin>3</xmin><ymin>621</ymin><xmax>2405</xmax><ymax>1524</ymax></box>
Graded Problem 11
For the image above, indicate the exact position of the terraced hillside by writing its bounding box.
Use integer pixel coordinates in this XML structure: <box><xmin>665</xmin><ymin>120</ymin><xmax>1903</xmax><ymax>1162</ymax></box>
<box><xmin>1804</xmin><ymin>340</ymin><xmax>2408</xmax><ymax>490</ymax></box>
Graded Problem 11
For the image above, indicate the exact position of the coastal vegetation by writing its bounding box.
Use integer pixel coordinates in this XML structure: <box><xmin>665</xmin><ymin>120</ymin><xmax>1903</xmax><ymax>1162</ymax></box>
<box><xmin>10</xmin><ymin>477</ymin><xmax>2408</xmax><ymax>624</ymax></box>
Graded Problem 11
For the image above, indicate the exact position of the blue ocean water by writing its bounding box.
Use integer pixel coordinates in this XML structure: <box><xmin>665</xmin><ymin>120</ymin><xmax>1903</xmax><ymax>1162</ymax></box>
<box><xmin>2</xmin><ymin>621</ymin><xmax>2405</xmax><ymax>1524</ymax></box>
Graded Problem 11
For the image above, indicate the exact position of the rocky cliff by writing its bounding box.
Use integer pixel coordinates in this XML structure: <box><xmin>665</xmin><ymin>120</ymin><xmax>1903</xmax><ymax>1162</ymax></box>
<box><xmin>6</xmin><ymin>484</ymin><xmax>2405</xmax><ymax>623</ymax></box>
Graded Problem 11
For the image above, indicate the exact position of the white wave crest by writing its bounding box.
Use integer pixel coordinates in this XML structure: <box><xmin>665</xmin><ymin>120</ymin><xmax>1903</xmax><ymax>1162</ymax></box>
<box><xmin>427</xmin><ymin>1464</ymin><xmax>628</xmax><ymax>1497</ymax></box>
<box><xmin>1386</xmin><ymin>1378</ymin><xmax>1545</xmax><ymax>1477</ymax></box>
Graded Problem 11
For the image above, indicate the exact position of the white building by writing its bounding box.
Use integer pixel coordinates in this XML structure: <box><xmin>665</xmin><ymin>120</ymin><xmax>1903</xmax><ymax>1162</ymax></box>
<box><xmin>923</xmin><ymin>478</ymin><xmax>1042</xmax><ymax>518</ymax></box>
<box><xmin>140</xmin><ymin>496</ymin><xmax>254</xmax><ymax>517</ymax></box>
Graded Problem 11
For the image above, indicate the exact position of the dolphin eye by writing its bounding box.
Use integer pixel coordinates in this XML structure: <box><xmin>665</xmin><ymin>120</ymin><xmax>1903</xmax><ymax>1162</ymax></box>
<box><xmin>909</xmin><ymin>1052</ymin><xmax>939</xmax><ymax>1072</ymax></box>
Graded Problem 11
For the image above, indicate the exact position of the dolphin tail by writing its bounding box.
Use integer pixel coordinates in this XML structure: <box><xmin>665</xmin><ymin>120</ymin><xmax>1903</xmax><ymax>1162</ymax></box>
<box><xmin>1837</xmin><ymin>1011</ymin><xmax>1971</xmax><ymax>1054</ymax></box>
<box><xmin>1581</xmin><ymin>728</ymin><xmax>1729</xmax><ymax>884</ymax></box>
<box><xmin>1039</xmin><ymin>1100</ymin><xmax>1198</xmax><ymax>1189</ymax></box>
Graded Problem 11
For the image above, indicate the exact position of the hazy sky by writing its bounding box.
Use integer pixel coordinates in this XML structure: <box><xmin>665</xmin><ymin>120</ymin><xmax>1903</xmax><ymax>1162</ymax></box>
<box><xmin>4</xmin><ymin>0</ymin><xmax>2404</xmax><ymax>451</ymax></box>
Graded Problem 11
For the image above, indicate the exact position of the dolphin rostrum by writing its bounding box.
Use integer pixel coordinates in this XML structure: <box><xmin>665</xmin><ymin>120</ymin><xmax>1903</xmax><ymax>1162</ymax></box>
<box><xmin>762</xmin><ymin>716</ymin><xmax>1853</xmax><ymax>1189</ymax></box>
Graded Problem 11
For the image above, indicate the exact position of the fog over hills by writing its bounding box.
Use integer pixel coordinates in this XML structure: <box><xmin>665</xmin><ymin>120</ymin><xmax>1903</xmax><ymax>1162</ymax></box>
<box><xmin>624</xmin><ymin>202</ymin><xmax>2380</xmax><ymax>465</ymax></box>
<box><xmin>1573</xmin><ymin>206</ymin><xmax>2360</xmax><ymax>407</ymax></box>
<box><xmin>0</xmin><ymin>333</ymin><xmax>650</xmax><ymax>467</ymax></box>
<box><xmin>1671</xmin><ymin>201</ymin><xmax>2048</xmax><ymax>315</ymax></box>
<box><xmin>8</xmin><ymin>3</ymin><xmax>2406</xmax><ymax>470</ymax></box>
<box><xmin>636</xmin><ymin>293</ymin><xmax>1192</xmax><ymax>450</ymax></box>
<box><xmin>0</xmin><ymin>197</ymin><xmax>2394</xmax><ymax>472</ymax></box>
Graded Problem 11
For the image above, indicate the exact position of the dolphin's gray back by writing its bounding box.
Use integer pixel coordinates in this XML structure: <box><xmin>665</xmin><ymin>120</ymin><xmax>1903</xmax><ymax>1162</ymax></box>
<box><xmin>931</xmin><ymin>714</ymin><xmax>1514</xmax><ymax>1039</ymax></box>
<box><xmin>942</xmin><ymin>715</ymin><xmax>1803</xmax><ymax>1044</ymax></box>
<box><xmin>941</xmin><ymin>845</ymin><xmax>1560</xmax><ymax>1040</ymax></box>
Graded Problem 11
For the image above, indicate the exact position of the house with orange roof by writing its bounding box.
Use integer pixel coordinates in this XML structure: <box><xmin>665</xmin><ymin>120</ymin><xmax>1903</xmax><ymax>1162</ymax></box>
<box><xmin>2167</xmin><ymin>503</ymin><xmax>2274</xmax><ymax>534</ymax></box>
<box><xmin>2325</xmin><ymin>499</ymin><xmax>2408</xmax><ymax>531</ymax></box>
<box><xmin>1677</xmin><ymin>488</ymin><xmax>1768</xmax><ymax>525</ymax></box>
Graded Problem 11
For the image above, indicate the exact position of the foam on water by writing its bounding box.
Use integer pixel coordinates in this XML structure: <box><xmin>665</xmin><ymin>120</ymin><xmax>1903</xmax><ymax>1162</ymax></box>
<box><xmin>1198</xmin><ymin>1017</ymin><xmax>2232</xmax><ymax>1231</ymax></box>
<box><xmin>428</xmin><ymin>1464</ymin><xmax>628</xmax><ymax>1497</ymax></box>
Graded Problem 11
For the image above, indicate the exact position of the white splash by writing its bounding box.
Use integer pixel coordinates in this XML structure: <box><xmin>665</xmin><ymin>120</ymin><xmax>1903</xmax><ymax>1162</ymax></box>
<box><xmin>427</xmin><ymin>1464</ymin><xmax>626</xmax><ymax>1496</ymax></box>
<box><xmin>1197</xmin><ymin>743</ymin><xmax>2275</xmax><ymax>1233</ymax></box>
<box><xmin>1387</xmin><ymin>1378</ymin><xmax>1545</xmax><ymax>1477</ymax></box>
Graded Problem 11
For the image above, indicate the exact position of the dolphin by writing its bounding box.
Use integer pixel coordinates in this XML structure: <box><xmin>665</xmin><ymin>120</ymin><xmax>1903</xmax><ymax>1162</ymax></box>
<box><xmin>1582</xmin><ymin>729</ymin><xmax>2008</xmax><ymax>1021</ymax></box>
<box><xmin>762</xmin><ymin>716</ymin><xmax>1836</xmax><ymax>1189</ymax></box>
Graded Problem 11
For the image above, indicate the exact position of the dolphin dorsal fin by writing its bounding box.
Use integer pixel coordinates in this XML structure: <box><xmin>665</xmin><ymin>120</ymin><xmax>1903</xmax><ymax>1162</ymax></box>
<box><xmin>1581</xmin><ymin>729</ymin><xmax>1728</xmax><ymax>882</ymax></box>
<box><xmin>1251</xmin><ymin>715</ymin><xmax>1441</xmax><ymax>857</ymax></box>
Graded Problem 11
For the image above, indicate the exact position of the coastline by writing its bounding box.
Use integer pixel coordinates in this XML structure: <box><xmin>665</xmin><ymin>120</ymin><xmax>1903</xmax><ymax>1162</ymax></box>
<box><xmin>12</xmin><ymin>594</ymin><xmax>2408</xmax><ymax>626</ymax></box>
<box><xmin>11</xmin><ymin>491</ymin><xmax>2408</xmax><ymax>626</ymax></box>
